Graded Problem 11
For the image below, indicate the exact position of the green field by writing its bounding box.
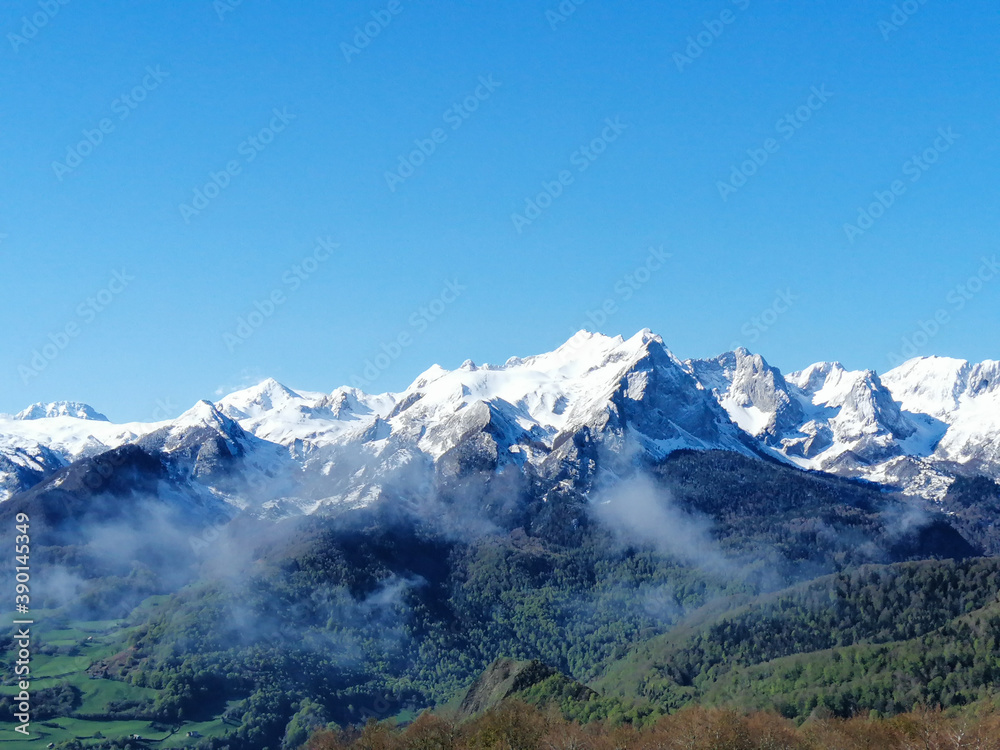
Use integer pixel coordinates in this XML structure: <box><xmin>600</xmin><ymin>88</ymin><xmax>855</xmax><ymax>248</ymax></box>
<box><xmin>0</xmin><ymin>613</ymin><xmax>235</xmax><ymax>749</ymax></box>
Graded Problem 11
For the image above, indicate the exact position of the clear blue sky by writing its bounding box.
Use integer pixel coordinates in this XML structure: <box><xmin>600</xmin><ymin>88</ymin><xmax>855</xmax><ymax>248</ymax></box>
<box><xmin>2</xmin><ymin>0</ymin><xmax>998</xmax><ymax>421</ymax></box>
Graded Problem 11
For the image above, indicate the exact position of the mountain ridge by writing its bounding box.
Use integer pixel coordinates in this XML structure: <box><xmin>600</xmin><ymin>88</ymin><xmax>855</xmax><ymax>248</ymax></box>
<box><xmin>2</xmin><ymin>330</ymin><xmax>998</xmax><ymax>509</ymax></box>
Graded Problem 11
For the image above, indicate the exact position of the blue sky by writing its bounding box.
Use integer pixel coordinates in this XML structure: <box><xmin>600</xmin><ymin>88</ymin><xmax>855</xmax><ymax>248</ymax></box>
<box><xmin>2</xmin><ymin>0</ymin><xmax>998</xmax><ymax>421</ymax></box>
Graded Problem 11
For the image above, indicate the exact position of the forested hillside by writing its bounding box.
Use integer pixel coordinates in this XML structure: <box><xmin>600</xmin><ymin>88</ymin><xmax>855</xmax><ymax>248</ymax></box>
<box><xmin>4</xmin><ymin>448</ymin><xmax>996</xmax><ymax>749</ymax></box>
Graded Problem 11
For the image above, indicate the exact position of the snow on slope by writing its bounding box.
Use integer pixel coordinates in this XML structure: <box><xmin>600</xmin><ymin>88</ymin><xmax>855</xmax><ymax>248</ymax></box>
<box><xmin>387</xmin><ymin>330</ymin><xmax>680</xmax><ymax>457</ymax></box>
<box><xmin>216</xmin><ymin>378</ymin><xmax>395</xmax><ymax>452</ymax></box>
<box><xmin>883</xmin><ymin>357</ymin><xmax>1000</xmax><ymax>473</ymax></box>
<box><xmin>0</xmin><ymin>409</ymin><xmax>166</xmax><ymax>502</ymax></box>
<box><xmin>688</xmin><ymin>349</ymin><xmax>803</xmax><ymax>442</ymax></box>
<box><xmin>689</xmin><ymin>351</ymin><xmax>956</xmax><ymax>498</ymax></box>
<box><xmin>0</xmin><ymin>415</ymin><xmax>140</xmax><ymax>458</ymax></box>
<box><xmin>261</xmin><ymin>330</ymin><xmax>750</xmax><ymax>510</ymax></box>
<box><xmin>211</xmin><ymin>330</ymin><xmax>741</xmax><ymax>467</ymax></box>
<box><xmin>2</xmin><ymin>333</ymin><xmax>998</xmax><ymax>507</ymax></box>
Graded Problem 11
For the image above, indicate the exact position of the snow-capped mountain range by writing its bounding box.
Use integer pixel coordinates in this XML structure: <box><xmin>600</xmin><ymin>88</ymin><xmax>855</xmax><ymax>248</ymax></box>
<box><xmin>3</xmin><ymin>330</ymin><xmax>998</xmax><ymax>511</ymax></box>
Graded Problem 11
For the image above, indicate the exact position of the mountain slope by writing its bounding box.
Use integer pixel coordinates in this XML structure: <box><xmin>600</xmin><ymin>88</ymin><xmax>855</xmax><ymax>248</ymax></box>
<box><xmin>595</xmin><ymin>556</ymin><xmax>1000</xmax><ymax>718</ymax></box>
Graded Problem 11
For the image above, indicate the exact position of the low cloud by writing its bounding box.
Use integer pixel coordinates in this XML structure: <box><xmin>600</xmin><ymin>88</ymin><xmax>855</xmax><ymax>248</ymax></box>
<box><xmin>591</xmin><ymin>473</ymin><xmax>735</xmax><ymax>577</ymax></box>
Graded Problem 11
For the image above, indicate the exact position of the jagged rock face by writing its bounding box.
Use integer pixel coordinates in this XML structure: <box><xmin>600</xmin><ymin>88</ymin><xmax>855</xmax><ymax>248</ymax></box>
<box><xmin>612</xmin><ymin>343</ymin><xmax>727</xmax><ymax>446</ymax></box>
<box><xmin>456</xmin><ymin>658</ymin><xmax>595</xmax><ymax>717</ymax></box>
<box><xmin>694</xmin><ymin>355</ymin><xmax>956</xmax><ymax>494</ymax></box>
<box><xmin>779</xmin><ymin>421</ymin><xmax>834</xmax><ymax>459</ymax></box>
<box><xmin>137</xmin><ymin>401</ymin><xmax>255</xmax><ymax>483</ymax></box>
<box><xmin>526</xmin><ymin>333</ymin><xmax>752</xmax><ymax>488</ymax></box>
<box><xmin>795</xmin><ymin>366</ymin><xmax>915</xmax><ymax>467</ymax></box>
<box><xmin>1</xmin><ymin>331</ymin><xmax>998</xmax><ymax>509</ymax></box>
<box><xmin>791</xmin><ymin>365</ymin><xmax>914</xmax><ymax>442</ymax></box>
<box><xmin>688</xmin><ymin>349</ymin><xmax>803</xmax><ymax>443</ymax></box>
<box><xmin>690</xmin><ymin>352</ymin><xmax>920</xmax><ymax>477</ymax></box>
<box><xmin>436</xmin><ymin>403</ymin><xmax>504</xmax><ymax>478</ymax></box>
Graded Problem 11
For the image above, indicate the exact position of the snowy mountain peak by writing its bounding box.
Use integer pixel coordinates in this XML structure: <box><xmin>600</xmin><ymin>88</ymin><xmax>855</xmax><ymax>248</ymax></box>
<box><xmin>409</xmin><ymin>364</ymin><xmax>450</xmax><ymax>391</ymax></box>
<box><xmin>877</xmin><ymin>356</ymin><xmax>1000</xmax><ymax>482</ymax></box>
<box><xmin>564</xmin><ymin>329</ymin><xmax>625</xmax><ymax>349</ymax></box>
<box><xmin>883</xmin><ymin>357</ymin><xmax>973</xmax><ymax>419</ymax></box>
<box><xmin>2</xmin><ymin>330</ymin><xmax>999</xmax><ymax>509</ymax></box>
<box><xmin>787</xmin><ymin>362</ymin><xmax>847</xmax><ymax>395</ymax></box>
<box><xmin>533</xmin><ymin>330</ymin><xmax>625</xmax><ymax>368</ymax></box>
<box><xmin>217</xmin><ymin>379</ymin><xmax>307</xmax><ymax>421</ymax></box>
<box><xmin>171</xmin><ymin>400</ymin><xmax>231</xmax><ymax>429</ymax></box>
<box><xmin>134</xmin><ymin>399</ymin><xmax>255</xmax><ymax>468</ymax></box>
<box><xmin>622</xmin><ymin>328</ymin><xmax>672</xmax><ymax>358</ymax></box>
<box><xmin>15</xmin><ymin>401</ymin><xmax>109</xmax><ymax>422</ymax></box>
